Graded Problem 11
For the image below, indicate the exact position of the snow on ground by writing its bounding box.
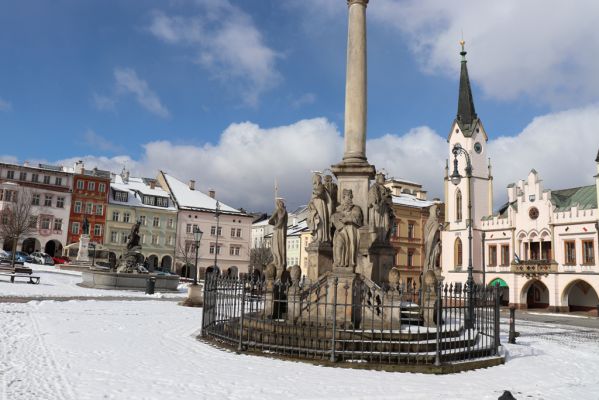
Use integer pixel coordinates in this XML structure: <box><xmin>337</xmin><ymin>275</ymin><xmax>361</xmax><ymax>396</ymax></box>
<box><xmin>1</xmin><ymin>299</ymin><xmax>598</xmax><ymax>400</ymax></box>
<box><xmin>0</xmin><ymin>263</ymin><xmax>187</xmax><ymax>299</ymax></box>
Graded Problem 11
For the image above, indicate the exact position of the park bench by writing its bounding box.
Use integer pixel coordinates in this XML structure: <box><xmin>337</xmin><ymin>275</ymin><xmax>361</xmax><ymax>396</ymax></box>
<box><xmin>0</xmin><ymin>272</ymin><xmax>40</xmax><ymax>284</ymax></box>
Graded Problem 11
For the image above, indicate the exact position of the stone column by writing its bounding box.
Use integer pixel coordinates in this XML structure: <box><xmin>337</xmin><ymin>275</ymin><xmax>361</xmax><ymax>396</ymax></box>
<box><xmin>77</xmin><ymin>234</ymin><xmax>90</xmax><ymax>262</ymax></box>
<box><xmin>343</xmin><ymin>0</ymin><xmax>369</xmax><ymax>165</ymax></box>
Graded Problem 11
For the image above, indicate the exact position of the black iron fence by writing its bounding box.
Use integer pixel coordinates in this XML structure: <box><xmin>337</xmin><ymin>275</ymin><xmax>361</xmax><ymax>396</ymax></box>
<box><xmin>201</xmin><ymin>273</ymin><xmax>501</xmax><ymax>367</ymax></box>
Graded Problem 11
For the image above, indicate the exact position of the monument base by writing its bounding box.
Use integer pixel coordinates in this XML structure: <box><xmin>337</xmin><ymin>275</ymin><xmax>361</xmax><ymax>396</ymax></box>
<box><xmin>181</xmin><ymin>283</ymin><xmax>203</xmax><ymax>307</ymax></box>
<box><xmin>306</xmin><ymin>242</ymin><xmax>333</xmax><ymax>283</ymax></box>
<box><xmin>365</xmin><ymin>244</ymin><xmax>397</xmax><ymax>286</ymax></box>
<box><xmin>81</xmin><ymin>269</ymin><xmax>180</xmax><ymax>292</ymax></box>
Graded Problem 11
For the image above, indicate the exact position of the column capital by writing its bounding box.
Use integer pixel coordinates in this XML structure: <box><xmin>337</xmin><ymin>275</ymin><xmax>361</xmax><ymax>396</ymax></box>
<box><xmin>348</xmin><ymin>0</ymin><xmax>369</xmax><ymax>7</ymax></box>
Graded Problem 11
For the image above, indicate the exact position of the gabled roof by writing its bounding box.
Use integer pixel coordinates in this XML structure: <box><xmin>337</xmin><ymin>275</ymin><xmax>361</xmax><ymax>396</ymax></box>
<box><xmin>391</xmin><ymin>193</ymin><xmax>435</xmax><ymax>209</ymax></box>
<box><xmin>161</xmin><ymin>172</ymin><xmax>246</xmax><ymax>215</ymax></box>
<box><xmin>110</xmin><ymin>175</ymin><xmax>176</xmax><ymax>211</ymax></box>
<box><xmin>551</xmin><ymin>185</ymin><xmax>597</xmax><ymax>211</ymax></box>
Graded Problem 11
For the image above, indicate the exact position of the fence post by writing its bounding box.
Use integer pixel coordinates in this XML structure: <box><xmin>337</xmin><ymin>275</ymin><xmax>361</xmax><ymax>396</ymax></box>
<box><xmin>434</xmin><ymin>282</ymin><xmax>442</xmax><ymax>366</ymax></box>
<box><xmin>494</xmin><ymin>286</ymin><xmax>501</xmax><ymax>354</ymax></box>
<box><xmin>201</xmin><ymin>274</ymin><xmax>209</xmax><ymax>337</ymax></box>
<box><xmin>237</xmin><ymin>277</ymin><xmax>247</xmax><ymax>353</ymax></box>
<box><xmin>508</xmin><ymin>306</ymin><xmax>517</xmax><ymax>344</ymax></box>
<box><xmin>330</xmin><ymin>276</ymin><xmax>339</xmax><ymax>363</ymax></box>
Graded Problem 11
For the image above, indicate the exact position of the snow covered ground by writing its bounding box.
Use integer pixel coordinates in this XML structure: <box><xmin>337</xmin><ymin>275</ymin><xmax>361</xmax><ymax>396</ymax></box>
<box><xmin>1</xmin><ymin>299</ymin><xmax>598</xmax><ymax>400</ymax></box>
<box><xmin>0</xmin><ymin>263</ymin><xmax>187</xmax><ymax>299</ymax></box>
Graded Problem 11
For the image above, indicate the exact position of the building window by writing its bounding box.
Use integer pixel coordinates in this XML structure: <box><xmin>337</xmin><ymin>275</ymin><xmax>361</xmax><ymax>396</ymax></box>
<box><xmin>123</xmin><ymin>212</ymin><xmax>130</xmax><ymax>223</ymax></box>
<box><xmin>95</xmin><ymin>204</ymin><xmax>103</xmax><ymax>216</ymax></box>
<box><xmin>153</xmin><ymin>217</ymin><xmax>160</xmax><ymax>227</ymax></box>
<box><xmin>407</xmin><ymin>249</ymin><xmax>414</xmax><ymax>267</ymax></box>
<box><xmin>53</xmin><ymin>218</ymin><xmax>62</xmax><ymax>231</ymax></box>
<box><xmin>407</xmin><ymin>223</ymin><xmax>414</xmax><ymax>239</ymax></box>
<box><xmin>454</xmin><ymin>237</ymin><xmax>463</xmax><ymax>267</ymax></box>
<box><xmin>488</xmin><ymin>245</ymin><xmax>497</xmax><ymax>266</ymax></box>
<box><xmin>211</xmin><ymin>226</ymin><xmax>216</xmax><ymax>236</ymax></box>
<box><xmin>230</xmin><ymin>246</ymin><xmax>240</xmax><ymax>256</ymax></box>
<box><xmin>88</xmin><ymin>181</ymin><xmax>95</xmax><ymax>191</ymax></box>
<box><xmin>209</xmin><ymin>244</ymin><xmax>221</xmax><ymax>255</ymax></box>
<box><xmin>121</xmin><ymin>232</ymin><xmax>128</xmax><ymax>244</ymax></box>
<box><xmin>72</xmin><ymin>222</ymin><xmax>80</xmax><ymax>234</ymax></box>
<box><xmin>19</xmin><ymin>172</ymin><xmax>26</xmax><ymax>181</ymax></box>
<box><xmin>44</xmin><ymin>195</ymin><xmax>52</xmax><ymax>207</ymax></box>
<box><xmin>111</xmin><ymin>231</ymin><xmax>118</xmax><ymax>243</ymax></box>
<box><xmin>56</xmin><ymin>196</ymin><xmax>65</xmax><ymax>208</ymax></box>
<box><xmin>186</xmin><ymin>224</ymin><xmax>192</xmax><ymax>234</ymax></box>
<box><xmin>139</xmin><ymin>215</ymin><xmax>146</xmax><ymax>226</ymax></box>
<box><xmin>6</xmin><ymin>170</ymin><xmax>14</xmax><ymax>179</ymax></box>
<box><xmin>94</xmin><ymin>224</ymin><xmax>102</xmax><ymax>236</ymax></box>
<box><xmin>40</xmin><ymin>216</ymin><xmax>51</xmax><ymax>230</ymax></box>
<box><xmin>31</xmin><ymin>173</ymin><xmax>39</xmax><ymax>183</ymax></box>
<box><xmin>156</xmin><ymin>197</ymin><xmax>169</xmax><ymax>207</ymax></box>
<box><xmin>236</xmin><ymin>228</ymin><xmax>242</xmax><ymax>238</ymax></box>
<box><xmin>98</xmin><ymin>183</ymin><xmax>106</xmax><ymax>192</ymax></box>
<box><xmin>28</xmin><ymin>216</ymin><xmax>37</xmax><ymax>228</ymax></box>
<box><xmin>115</xmin><ymin>191</ymin><xmax>128</xmax><ymax>202</ymax></box>
<box><xmin>455</xmin><ymin>189</ymin><xmax>463</xmax><ymax>222</ymax></box>
<box><xmin>151</xmin><ymin>235</ymin><xmax>158</xmax><ymax>245</ymax></box>
<box><xmin>217</xmin><ymin>227</ymin><xmax>222</xmax><ymax>236</ymax></box>
<box><xmin>143</xmin><ymin>195</ymin><xmax>153</xmax><ymax>206</ymax></box>
<box><xmin>85</xmin><ymin>202</ymin><xmax>93</xmax><ymax>214</ymax></box>
<box><xmin>167</xmin><ymin>236</ymin><xmax>173</xmax><ymax>246</ymax></box>
<box><xmin>501</xmin><ymin>245</ymin><xmax>510</xmax><ymax>266</ymax></box>
<box><xmin>564</xmin><ymin>241</ymin><xmax>576</xmax><ymax>265</ymax></box>
<box><xmin>74</xmin><ymin>201</ymin><xmax>82</xmax><ymax>213</ymax></box>
<box><xmin>43</xmin><ymin>175</ymin><xmax>50</xmax><ymax>184</ymax></box>
<box><xmin>168</xmin><ymin>218</ymin><xmax>174</xmax><ymax>229</ymax></box>
<box><xmin>231</xmin><ymin>227</ymin><xmax>236</xmax><ymax>237</ymax></box>
<box><xmin>31</xmin><ymin>194</ymin><xmax>40</xmax><ymax>206</ymax></box>
<box><xmin>112</xmin><ymin>211</ymin><xmax>120</xmax><ymax>221</ymax></box>
<box><xmin>55</xmin><ymin>177</ymin><xmax>62</xmax><ymax>186</ymax></box>
<box><xmin>582</xmin><ymin>240</ymin><xmax>595</xmax><ymax>265</ymax></box>
<box><xmin>392</xmin><ymin>222</ymin><xmax>399</xmax><ymax>237</ymax></box>
<box><xmin>77</xmin><ymin>180</ymin><xmax>84</xmax><ymax>190</ymax></box>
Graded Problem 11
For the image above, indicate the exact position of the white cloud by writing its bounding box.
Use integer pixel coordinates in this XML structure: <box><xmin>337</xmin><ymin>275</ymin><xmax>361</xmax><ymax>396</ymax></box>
<box><xmin>92</xmin><ymin>92</ymin><xmax>116</xmax><ymax>112</ymax></box>
<box><xmin>114</xmin><ymin>68</ymin><xmax>170</xmax><ymax>118</ymax></box>
<box><xmin>148</xmin><ymin>1</ymin><xmax>281</xmax><ymax>107</ymax></box>
<box><xmin>291</xmin><ymin>93</ymin><xmax>317</xmax><ymax>109</ymax></box>
<box><xmin>0</xmin><ymin>97</ymin><xmax>12</xmax><ymax>112</ymax></box>
<box><xmin>16</xmin><ymin>105</ymin><xmax>597</xmax><ymax>212</ymax></box>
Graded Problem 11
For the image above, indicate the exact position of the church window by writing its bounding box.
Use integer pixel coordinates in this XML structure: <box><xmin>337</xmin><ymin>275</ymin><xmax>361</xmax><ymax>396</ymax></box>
<box><xmin>455</xmin><ymin>189</ymin><xmax>463</xmax><ymax>222</ymax></box>
<box><xmin>454</xmin><ymin>238</ymin><xmax>463</xmax><ymax>268</ymax></box>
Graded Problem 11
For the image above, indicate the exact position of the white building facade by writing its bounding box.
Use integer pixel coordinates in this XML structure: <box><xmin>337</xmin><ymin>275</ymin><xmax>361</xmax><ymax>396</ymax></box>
<box><xmin>441</xmin><ymin>47</ymin><xmax>599</xmax><ymax>312</ymax></box>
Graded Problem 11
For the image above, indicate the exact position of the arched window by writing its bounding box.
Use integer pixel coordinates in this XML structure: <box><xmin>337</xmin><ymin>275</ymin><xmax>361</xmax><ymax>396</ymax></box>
<box><xmin>454</xmin><ymin>237</ymin><xmax>463</xmax><ymax>267</ymax></box>
<box><xmin>455</xmin><ymin>189</ymin><xmax>463</xmax><ymax>222</ymax></box>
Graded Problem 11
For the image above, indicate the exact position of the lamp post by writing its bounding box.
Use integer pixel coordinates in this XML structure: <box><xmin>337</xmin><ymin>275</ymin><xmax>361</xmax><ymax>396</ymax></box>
<box><xmin>482</xmin><ymin>231</ymin><xmax>486</xmax><ymax>287</ymax></box>
<box><xmin>213</xmin><ymin>200</ymin><xmax>220</xmax><ymax>272</ymax></box>
<box><xmin>450</xmin><ymin>143</ymin><xmax>475</xmax><ymax>329</ymax></box>
<box><xmin>90</xmin><ymin>242</ymin><xmax>97</xmax><ymax>267</ymax></box>
<box><xmin>193</xmin><ymin>226</ymin><xmax>203</xmax><ymax>285</ymax></box>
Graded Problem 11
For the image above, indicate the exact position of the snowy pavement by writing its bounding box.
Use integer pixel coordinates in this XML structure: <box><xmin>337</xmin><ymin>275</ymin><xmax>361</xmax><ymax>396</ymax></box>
<box><xmin>0</xmin><ymin>263</ymin><xmax>187</xmax><ymax>300</ymax></box>
<box><xmin>1</xmin><ymin>299</ymin><xmax>598</xmax><ymax>400</ymax></box>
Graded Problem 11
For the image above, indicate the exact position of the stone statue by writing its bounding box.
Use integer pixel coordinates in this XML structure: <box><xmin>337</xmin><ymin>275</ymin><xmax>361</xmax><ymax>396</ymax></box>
<box><xmin>82</xmin><ymin>217</ymin><xmax>90</xmax><ymax>235</ymax></box>
<box><xmin>323</xmin><ymin>174</ymin><xmax>338</xmax><ymax>222</ymax></box>
<box><xmin>423</xmin><ymin>203</ymin><xmax>442</xmax><ymax>271</ymax></box>
<box><xmin>126</xmin><ymin>220</ymin><xmax>142</xmax><ymax>250</ymax></box>
<box><xmin>332</xmin><ymin>189</ymin><xmax>363</xmax><ymax>270</ymax></box>
<box><xmin>367</xmin><ymin>172</ymin><xmax>394</xmax><ymax>243</ymax></box>
<box><xmin>307</xmin><ymin>173</ymin><xmax>331</xmax><ymax>243</ymax></box>
<box><xmin>268</xmin><ymin>198</ymin><xmax>288</xmax><ymax>270</ymax></box>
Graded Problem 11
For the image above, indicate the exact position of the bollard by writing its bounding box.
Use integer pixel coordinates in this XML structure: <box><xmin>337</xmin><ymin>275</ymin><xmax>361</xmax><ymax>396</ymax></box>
<box><xmin>508</xmin><ymin>306</ymin><xmax>516</xmax><ymax>344</ymax></box>
<box><xmin>146</xmin><ymin>276</ymin><xmax>156</xmax><ymax>295</ymax></box>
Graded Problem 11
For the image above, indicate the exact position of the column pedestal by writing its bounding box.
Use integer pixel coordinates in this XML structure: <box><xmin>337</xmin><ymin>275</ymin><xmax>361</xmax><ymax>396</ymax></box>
<box><xmin>306</xmin><ymin>241</ymin><xmax>333</xmax><ymax>283</ymax></box>
<box><xmin>77</xmin><ymin>235</ymin><xmax>90</xmax><ymax>262</ymax></box>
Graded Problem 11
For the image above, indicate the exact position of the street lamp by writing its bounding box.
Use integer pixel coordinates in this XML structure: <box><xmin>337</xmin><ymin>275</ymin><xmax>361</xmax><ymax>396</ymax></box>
<box><xmin>213</xmin><ymin>200</ymin><xmax>220</xmax><ymax>273</ymax></box>
<box><xmin>450</xmin><ymin>143</ymin><xmax>475</xmax><ymax>328</ymax></box>
<box><xmin>193</xmin><ymin>226</ymin><xmax>203</xmax><ymax>285</ymax></box>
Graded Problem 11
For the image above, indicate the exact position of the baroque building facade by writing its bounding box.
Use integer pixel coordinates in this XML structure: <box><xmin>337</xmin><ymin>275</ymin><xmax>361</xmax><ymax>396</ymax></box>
<box><xmin>441</xmin><ymin>46</ymin><xmax>599</xmax><ymax>312</ymax></box>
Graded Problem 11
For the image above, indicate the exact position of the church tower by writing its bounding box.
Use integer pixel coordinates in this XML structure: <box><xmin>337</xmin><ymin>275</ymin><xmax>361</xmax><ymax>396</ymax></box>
<box><xmin>441</xmin><ymin>42</ymin><xmax>493</xmax><ymax>282</ymax></box>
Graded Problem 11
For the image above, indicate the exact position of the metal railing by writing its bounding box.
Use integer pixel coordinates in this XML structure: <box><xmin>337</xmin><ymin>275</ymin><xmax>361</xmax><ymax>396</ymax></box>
<box><xmin>202</xmin><ymin>273</ymin><xmax>501</xmax><ymax>366</ymax></box>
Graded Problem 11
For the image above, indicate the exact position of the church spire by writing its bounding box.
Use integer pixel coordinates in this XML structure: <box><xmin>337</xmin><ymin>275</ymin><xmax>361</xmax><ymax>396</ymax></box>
<box><xmin>456</xmin><ymin>40</ymin><xmax>478</xmax><ymax>133</ymax></box>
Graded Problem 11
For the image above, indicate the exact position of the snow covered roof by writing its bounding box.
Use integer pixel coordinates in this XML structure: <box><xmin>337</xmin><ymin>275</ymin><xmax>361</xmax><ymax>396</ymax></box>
<box><xmin>252</xmin><ymin>219</ymin><xmax>271</xmax><ymax>227</ymax></box>
<box><xmin>110</xmin><ymin>175</ymin><xmax>176</xmax><ymax>211</ymax></box>
<box><xmin>392</xmin><ymin>194</ymin><xmax>435</xmax><ymax>209</ymax></box>
<box><xmin>161</xmin><ymin>172</ymin><xmax>245</xmax><ymax>215</ymax></box>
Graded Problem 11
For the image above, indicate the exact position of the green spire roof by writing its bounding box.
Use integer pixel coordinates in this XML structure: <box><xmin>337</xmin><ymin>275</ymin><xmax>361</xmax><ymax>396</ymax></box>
<box><xmin>455</xmin><ymin>41</ymin><xmax>479</xmax><ymax>137</ymax></box>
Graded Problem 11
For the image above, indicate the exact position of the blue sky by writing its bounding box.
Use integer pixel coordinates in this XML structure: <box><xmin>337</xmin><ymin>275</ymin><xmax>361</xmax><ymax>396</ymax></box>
<box><xmin>1</xmin><ymin>0</ymin><xmax>598</xmax><ymax>211</ymax></box>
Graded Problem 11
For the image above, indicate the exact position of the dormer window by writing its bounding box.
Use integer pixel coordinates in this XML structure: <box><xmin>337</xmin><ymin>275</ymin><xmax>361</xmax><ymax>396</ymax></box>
<box><xmin>155</xmin><ymin>197</ymin><xmax>169</xmax><ymax>207</ymax></box>
<box><xmin>114</xmin><ymin>191</ymin><xmax>128</xmax><ymax>202</ymax></box>
<box><xmin>143</xmin><ymin>195</ymin><xmax>154</xmax><ymax>206</ymax></box>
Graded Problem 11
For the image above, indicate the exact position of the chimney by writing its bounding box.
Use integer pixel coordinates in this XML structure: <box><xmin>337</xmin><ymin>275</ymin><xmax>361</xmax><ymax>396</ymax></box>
<box><xmin>208</xmin><ymin>189</ymin><xmax>216</xmax><ymax>198</ymax></box>
<box><xmin>189</xmin><ymin>180</ymin><xmax>195</xmax><ymax>191</ymax></box>
<box><xmin>75</xmin><ymin>160</ymin><xmax>84</xmax><ymax>174</ymax></box>
<box><xmin>150</xmin><ymin>181</ymin><xmax>156</xmax><ymax>189</ymax></box>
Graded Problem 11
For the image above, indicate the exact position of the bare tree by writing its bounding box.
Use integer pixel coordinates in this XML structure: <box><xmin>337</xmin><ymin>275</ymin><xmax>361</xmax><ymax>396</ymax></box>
<box><xmin>250</xmin><ymin>240</ymin><xmax>273</xmax><ymax>272</ymax></box>
<box><xmin>0</xmin><ymin>188</ymin><xmax>38</xmax><ymax>268</ymax></box>
<box><xmin>175</xmin><ymin>239</ymin><xmax>196</xmax><ymax>279</ymax></box>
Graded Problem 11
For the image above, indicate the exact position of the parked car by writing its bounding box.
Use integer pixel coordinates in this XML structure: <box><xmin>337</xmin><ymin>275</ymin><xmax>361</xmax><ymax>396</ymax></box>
<box><xmin>0</xmin><ymin>250</ymin><xmax>9</xmax><ymax>263</ymax></box>
<box><xmin>5</xmin><ymin>251</ymin><xmax>33</xmax><ymax>264</ymax></box>
<box><xmin>52</xmin><ymin>256</ymin><xmax>68</xmax><ymax>265</ymax></box>
<box><xmin>31</xmin><ymin>252</ymin><xmax>55</xmax><ymax>265</ymax></box>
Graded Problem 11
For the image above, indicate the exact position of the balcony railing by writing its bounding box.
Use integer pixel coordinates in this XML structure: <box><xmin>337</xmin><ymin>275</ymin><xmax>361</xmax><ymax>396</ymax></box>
<box><xmin>510</xmin><ymin>260</ymin><xmax>558</xmax><ymax>278</ymax></box>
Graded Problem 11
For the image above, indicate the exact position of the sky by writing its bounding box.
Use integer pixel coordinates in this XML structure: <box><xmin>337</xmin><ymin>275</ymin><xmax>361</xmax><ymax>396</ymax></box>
<box><xmin>1</xmin><ymin>0</ymin><xmax>598</xmax><ymax>212</ymax></box>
